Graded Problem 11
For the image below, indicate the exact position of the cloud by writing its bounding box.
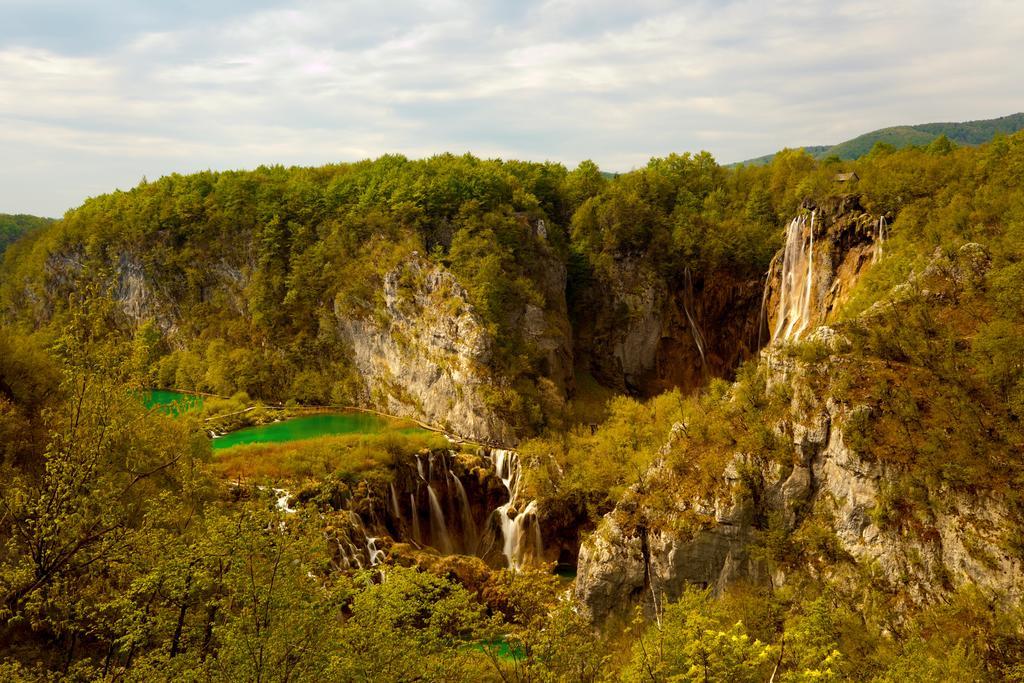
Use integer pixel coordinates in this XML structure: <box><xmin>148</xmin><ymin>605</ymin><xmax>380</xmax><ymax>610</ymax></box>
<box><xmin>0</xmin><ymin>0</ymin><xmax>1022</xmax><ymax>215</ymax></box>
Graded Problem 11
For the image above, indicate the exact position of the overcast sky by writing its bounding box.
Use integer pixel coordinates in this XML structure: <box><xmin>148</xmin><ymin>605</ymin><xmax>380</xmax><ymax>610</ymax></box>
<box><xmin>2</xmin><ymin>0</ymin><xmax>1022</xmax><ymax>217</ymax></box>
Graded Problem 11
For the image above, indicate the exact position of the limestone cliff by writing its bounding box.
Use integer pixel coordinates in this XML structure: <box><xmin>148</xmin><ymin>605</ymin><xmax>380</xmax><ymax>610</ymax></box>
<box><xmin>28</xmin><ymin>238</ymin><xmax>571</xmax><ymax>443</ymax></box>
<box><xmin>572</xmin><ymin>258</ymin><xmax>763</xmax><ymax>396</ymax></box>
<box><xmin>337</xmin><ymin>255</ymin><xmax>517</xmax><ymax>443</ymax></box>
<box><xmin>576</xmin><ymin>324</ymin><xmax>1024</xmax><ymax>622</ymax></box>
<box><xmin>574</xmin><ymin>228</ymin><xmax>1024</xmax><ymax>623</ymax></box>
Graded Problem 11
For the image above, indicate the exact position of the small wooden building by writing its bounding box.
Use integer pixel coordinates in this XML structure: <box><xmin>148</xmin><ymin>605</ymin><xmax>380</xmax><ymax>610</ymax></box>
<box><xmin>834</xmin><ymin>172</ymin><xmax>859</xmax><ymax>183</ymax></box>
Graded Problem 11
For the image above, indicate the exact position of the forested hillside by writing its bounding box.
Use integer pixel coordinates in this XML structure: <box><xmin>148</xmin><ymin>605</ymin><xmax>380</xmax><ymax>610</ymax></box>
<box><xmin>1</xmin><ymin>132</ymin><xmax>1024</xmax><ymax>680</ymax></box>
<box><xmin>737</xmin><ymin>111</ymin><xmax>1024</xmax><ymax>165</ymax></box>
<box><xmin>0</xmin><ymin>214</ymin><xmax>53</xmax><ymax>255</ymax></box>
<box><xmin>0</xmin><ymin>152</ymin><xmax>801</xmax><ymax>438</ymax></box>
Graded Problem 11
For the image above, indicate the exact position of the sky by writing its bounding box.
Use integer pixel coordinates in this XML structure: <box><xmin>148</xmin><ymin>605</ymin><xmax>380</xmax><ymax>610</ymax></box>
<box><xmin>1</xmin><ymin>0</ymin><xmax>1022</xmax><ymax>217</ymax></box>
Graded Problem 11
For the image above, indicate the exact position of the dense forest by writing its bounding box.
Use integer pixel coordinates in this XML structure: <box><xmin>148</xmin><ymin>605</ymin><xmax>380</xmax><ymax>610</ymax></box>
<box><xmin>1</xmin><ymin>130</ymin><xmax>1024</xmax><ymax>681</ymax></box>
<box><xmin>0</xmin><ymin>214</ymin><xmax>53</xmax><ymax>255</ymax></box>
<box><xmin>737</xmin><ymin>111</ymin><xmax>1024</xmax><ymax>165</ymax></box>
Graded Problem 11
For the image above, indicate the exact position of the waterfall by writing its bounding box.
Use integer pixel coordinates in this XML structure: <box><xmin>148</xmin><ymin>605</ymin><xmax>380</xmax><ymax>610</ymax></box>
<box><xmin>450</xmin><ymin>471</ymin><xmax>477</xmax><ymax>555</ymax></box>
<box><xmin>769</xmin><ymin>211</ymin><xmax>817</xmax><ymax>343</ymax></box>
<box><xmin>427</xmin><ymin>485</ymin><xmax>453</xmax><ymax>554</ymax></box>
<box><xmin>389</xmin><ymin>483</ymin><xmax>401</xmax><ymax>521</ymax></box>
<box><xmin>490</xmin><ymin>449</ymin><xmax>543</xmax><ymax>571</ymax></box>
<box><xmin>764</xmin><ymin>210</ymin><xmax>888</xmax><ymax>346</ymax></box>
<box><xmin>315</xmin><ymin>447</ymin><xmax>544</xmax><ymax>572</ymax></box>
<box><xmin>367</xmin><ymin>537</ymin><xmax>385</xmax><ymax>566</ymax></box>
<box><xmin>799</xmin><ymin>213</ymin><xmax>815</xmax><ymax>339</ymax></box>
<box><xmin>873</xmin><ymin>216</ymin><xmax>887</xmax><ymax>263</ymax></box>
<box><xmin>410</xmin><ymin>493</ymin><xmax>422</xmax><ymax>545</ymax></box>
<box><xmin>348</xmin><ymin>542</ymin><xmax>363</xmax><ymax>569</ymax></box>
<box><xmin>272</xmin><ymin>488</ymin><xmax>296</xmax><ymax>514</ymax></box>
<box><xmin>682</xmin><ymin>267</ymin><xmax>706</xmax><ymax>368</ymax></box>
<box><xmin>757</xmin><ymin>253</ymin><xmax>778</xmax><ymax>349</ymax></box>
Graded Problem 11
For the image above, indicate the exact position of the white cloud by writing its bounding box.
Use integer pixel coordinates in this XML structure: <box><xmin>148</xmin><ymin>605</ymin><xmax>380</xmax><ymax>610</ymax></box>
<box><xmin>0</xmin><ymin>0</ymin><xmax>1022</xmax><ymax>216</ymax></box>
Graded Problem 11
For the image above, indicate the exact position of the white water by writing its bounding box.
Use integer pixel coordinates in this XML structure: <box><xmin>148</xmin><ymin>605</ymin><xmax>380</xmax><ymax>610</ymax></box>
<box><xmin>763</xmin><ymin>210</ymin><xmax>888</xmax><ymax>346</ymax></box>
<box><xmin>367</xmin><ymin>537</ymin><xmax>385</xmax><ymax>566</ymax></box>
<box><xmin>253</xmin><ymin>485</ymin><xmax>297</xmax><ymax>515</ymax></box>
<box><xmin>770</xmin><ymin>211</ymin><xmax>817</xmax><ymax>343</ymax></box>
<box><xmin>410</xmin><ymin>492</ymin><xmax>422</xmax><ymax>545</ymax></box>
<box><xmin>490</xmin><ymin>449</ymin><xmax>543</xmax><ymax>571</ymax></box>
<box><xmin>427</xmin><ymin>485</ymin><xmax>454</xmax><ymax>554</ymax></box>
<box><xmin>389</xmin><ymin>483</ymin><xmax>401</xmax><ymax>521</ymax></box>
<box><xmin>450</xmin><ymin>471</ymin><xmax>477</xmax><ymax>554</ymax></box>
<box><xmin>873</xmin><ymin>216</ymin><xmax>887</xmax><ymax>263</ymax></box>
<box><xmin>682</xmin><ymin>267</ymin><xmax>706</xmax><ymax>367</ymax></box>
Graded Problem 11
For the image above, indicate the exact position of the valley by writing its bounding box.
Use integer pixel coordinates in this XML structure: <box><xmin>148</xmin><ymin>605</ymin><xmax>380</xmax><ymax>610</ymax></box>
<box><xmin>2</xmin><ymin>133</ymin><xmax>1024</xmax><ymax>680</ymax></box>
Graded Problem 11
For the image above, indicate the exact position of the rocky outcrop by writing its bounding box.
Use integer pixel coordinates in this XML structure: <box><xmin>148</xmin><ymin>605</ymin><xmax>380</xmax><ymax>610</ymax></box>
<box><xmin>576</xmin><ymin>325</ymin><xmax>1024</xmax><ymax>620</ymax></box>
<box><xmin>515</xmin><ymin>250</ymin><xmax>575</xmax><ymax>397</ymax></box>
<box><xmin>573</xmin><ymin>259</ymin><xmax>763</xmax><ymax>396</ymax></box>
<box><xmin>575</xmin><ymin>235</ymin><xmax>1024</xmax><ymax>623</ymax></box>
<box><xmin>337</xmin><ymin>255</ymin><xmax>516</xmax><ymax>443</ymax></box>
<box><xmin>763</xmin><ymin>331</ymin><xmax>1024</xmax><ymax>606</ymax></box>
<box><xmin>29</xmin><ymin>249</ymin><xmax>180</xmax><ymax>333</ymax></box>
<box><xmin>575</xmin><ymin>500</ymin><xmax>766</xmax><ymax>622</ymax></box>
<box><xmin>113</xmin><ymin>253</ymin><xmax>178</xmax><ymax>334</ymax></box>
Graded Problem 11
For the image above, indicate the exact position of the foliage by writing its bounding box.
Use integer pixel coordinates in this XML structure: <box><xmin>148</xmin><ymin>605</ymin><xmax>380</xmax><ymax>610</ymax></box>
<box><xmin>0</xmin><ymin>214</ymin><xmax>53</xmax><ymax>255</ymax></box>
<box><xmin>4</xmin><ymin>130</ymin><xmax>1024</xmax><ymax>680</ymax></box>
<box><xmin>210</xmin><ymin>430</ymin><xmax>448</xmax><ymax>481</ymax></box>
<box><xmin>736</xmin><ymin>111</ymin><xmax>1024</xmax><ymax>164</ymax></box>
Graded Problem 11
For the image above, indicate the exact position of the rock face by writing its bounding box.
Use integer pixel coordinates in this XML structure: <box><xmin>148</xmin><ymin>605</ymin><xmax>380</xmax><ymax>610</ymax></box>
<box><xmin>572</xmin><ymin>258</ymin><xmax>764</xmax><ymax>396</ymax></box>
<box><xmin>574</xmin><ymin>227</ymin><xmax>1024</xmax><ymax>623</ymax></box>
<box><xmin>576</xmin><ymin>328</ymin><xmax>1024</xmax><ymax>621</ymax></box>
<box><xmin>516</xmin><ymin>243</ymin><xmax>576</xmax><ymax>398</ymax></box>
<box><xmin>113</xmin><ymin>253</ymin><xmax>178</xmax><ymax>334</ymax></box>
<box><xmin>575</xmin><ymin>499</ymin><xmax>766</xmax><ymax>622</ymax></box>
<box><xmin>337</xmin><ymin>256</ymin><xmax>516</xmax><ymax>443</ymax></box>
<box><xmin>764</xmin><ymin>333</ymin><xmax>1024</xmax><ymax>606</ymax></box>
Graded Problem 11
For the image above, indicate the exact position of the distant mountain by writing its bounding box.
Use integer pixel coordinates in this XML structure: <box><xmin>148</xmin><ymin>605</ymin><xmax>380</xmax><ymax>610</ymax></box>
<box><xmin>0</xmin><ymin>213</ymin><xmax>54</xmax><ymax>255</ymax></box>
<box><xmin>734</xmin><ymin>112</ymin><xmax>1024</xmax><ymax>165</ymax></box>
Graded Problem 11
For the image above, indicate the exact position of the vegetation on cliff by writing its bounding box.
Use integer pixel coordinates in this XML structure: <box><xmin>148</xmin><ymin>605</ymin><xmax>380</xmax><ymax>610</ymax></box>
<box><xmin>0</xmin><ymin>149</ymin><xmax>807</xmax><ymax>435</ymax></box>
<box><xmin>0</xmin><ymin>213</ymin><xmax>53</xmax><ymax>255</ymax></box>
<box><xmin>3</xmin><ymin>130</ymin><xmax>1024</xmax><ymax>679</ymax></box>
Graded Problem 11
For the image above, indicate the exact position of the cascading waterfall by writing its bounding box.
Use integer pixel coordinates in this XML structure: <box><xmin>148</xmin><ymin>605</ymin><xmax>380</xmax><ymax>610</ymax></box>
<box><xmin>330</xmin><ymin>511</ymin><xmax>378</xmax><ymax>570</ymax></box>
<box><xmin>262</xmin><ymin>489</ymin><xmax>294</xmax><ymax>516</ymax></box>
<box><xmin>427</xmin><ymin>485</ymin><xmax>454</xmax><ymax>554</ymax></box>
<box><xmin>450</xmin><ymin>471</ymin><xmax>477</xmax><ymax>555</ymax></box>
<box><xmin>490</xmin><ymin>449</ymin><xmax>543</xmax><ymax>571</ymax></box>
<box><xmin>410</xmin><ymin>492</ymin><xmax>422</xmax><ymax>545</ymax></box>
<box><xmin>367</xmin><ymin>537</ymin><xmax>385</xmax><ymax>566</ymax></box>
<box><xmin>873</xmin><ymin>216</ymin><xmax>887</xmax><ymax>263</ymax></box>
<box><xmin>769</xmin><ymin>211</ymin><xmax>817</xmax><ymax>343</ymax></box>
<box><xmin>283</xmin><ymin>447</ymin><xmax>543</xmax><ymax>571</ymax></box>
<box><xmin>762</xmin><ymin>210</ymin><xmax>888</xmax><ymax>347</ymax></box>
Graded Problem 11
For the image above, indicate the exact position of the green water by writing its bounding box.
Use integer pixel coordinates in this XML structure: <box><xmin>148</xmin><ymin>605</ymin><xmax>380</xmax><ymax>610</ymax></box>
<box><xmin>144</xmin><ymin>390</ymin><xmax>203</xmax><ymax>415</ymax></box>
<box><xmin>212</xmin><ymin>412</ymin><xmax>415</xmax><ymax>450</ymax></box>
<box><xmin>475</xmin><ymin>638</ymin><xmax>523</xmax><ymax>661</ymax></box>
